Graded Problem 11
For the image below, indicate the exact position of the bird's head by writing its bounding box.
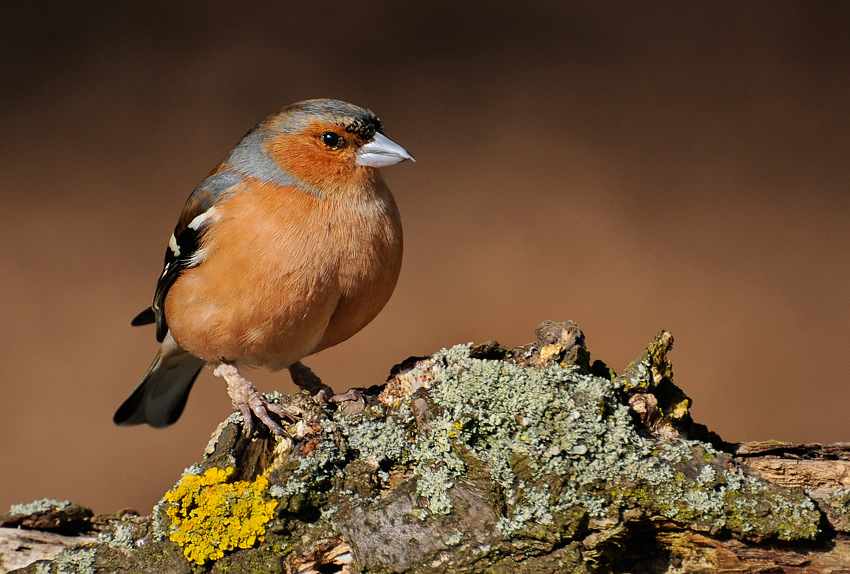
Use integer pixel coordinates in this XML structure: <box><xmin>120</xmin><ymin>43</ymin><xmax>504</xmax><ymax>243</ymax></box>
<box><xmin>253</xmin><ymin>99</ymin><xmax>413</xmax><ymax>193</ymax></box>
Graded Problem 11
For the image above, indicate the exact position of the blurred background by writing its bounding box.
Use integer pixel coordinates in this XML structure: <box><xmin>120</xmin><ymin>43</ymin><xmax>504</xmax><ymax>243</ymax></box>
<box><xmin>1</xmin><ymin>2</ymin><xmax>848</xmax><ymax>515</ymax></box>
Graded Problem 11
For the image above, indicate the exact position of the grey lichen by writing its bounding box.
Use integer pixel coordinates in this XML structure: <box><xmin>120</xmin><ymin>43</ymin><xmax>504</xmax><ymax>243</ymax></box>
<box><xmin>99</xmin><ymin>521</ymin><xmax>136</xmax><ymax>550</ymax></box>
<box><xmin>8</xmin><ymin>499</ymin><xmax>71</xmax><ymax>517</ymax></box>
<box><xmin>9</xmin><ymin>323</ymin><xmax>827</xmax><ymax>573</ymax></box>
<box><xmin>812</xmin><ymin>487</ymin><xmax>850</xmax><ymax>533</ymax></box>
<box><xmin>822</xmin><ymin>488</ymin><xmax>850</xmax><ymax>514</ymax></box>
<box><xmin>327</xmin><ymin>342</ymin><xmax>820</xmax><ymax>543</ymax></box>
<box><xmin>31</xmin><ymin>546</ymin><xmax>97</xmax><ymax>574</ymax></box>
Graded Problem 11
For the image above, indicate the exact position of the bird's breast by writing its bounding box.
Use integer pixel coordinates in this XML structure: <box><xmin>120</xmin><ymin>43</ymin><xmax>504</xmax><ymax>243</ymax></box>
<box><xmin>165</xmin><ymin>178</ymin><xmax>402</xmax><ymax>369</ymax></box>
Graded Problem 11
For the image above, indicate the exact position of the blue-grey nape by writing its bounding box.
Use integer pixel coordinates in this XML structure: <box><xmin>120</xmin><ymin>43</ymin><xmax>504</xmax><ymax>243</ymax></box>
<box><xmin>223</xmin><ymin>130</ymin><xmax>308</xmax><ymax>190</ymax></box>
<box><xmin>187</xmin><ymin>171</ymin><xmax>244</xmax><ymax>213</ymax></box>
<box><xmin>276</xmin><ymin>99</ymin><xmax>384</xmax><ymax>139</ymax></box>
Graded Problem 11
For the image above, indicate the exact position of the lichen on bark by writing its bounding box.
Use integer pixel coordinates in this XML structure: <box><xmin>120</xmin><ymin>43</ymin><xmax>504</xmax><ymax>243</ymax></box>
<box><xmin>6</xmin><ymin>321</ymin><xmax>829</xmax><ymax>573</ymax></box>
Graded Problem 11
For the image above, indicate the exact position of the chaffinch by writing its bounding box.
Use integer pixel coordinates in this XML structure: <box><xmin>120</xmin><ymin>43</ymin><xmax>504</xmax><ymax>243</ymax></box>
<box><xmin>114</xmin><ymin>99</ymin><xmax>413</xmax><ymax>435</ymax></box>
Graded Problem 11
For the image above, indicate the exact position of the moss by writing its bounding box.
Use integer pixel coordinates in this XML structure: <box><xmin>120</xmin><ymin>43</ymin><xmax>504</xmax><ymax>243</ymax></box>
<box><xmin>617</xmin><ymin>330</ymin><xmax>675</xmax><ymax>392</ymax></box>
<box><xmin>162</xmin><ymin>466</ymin><xmax>278</xmax><ymax>565</ymax></box>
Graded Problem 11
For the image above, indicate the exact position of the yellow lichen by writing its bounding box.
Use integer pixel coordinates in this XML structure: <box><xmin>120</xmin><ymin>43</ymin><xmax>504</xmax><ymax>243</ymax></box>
<box><xmin>163</xmin><ymin>466</ymin><xmax>278</xmax><ymax>565</ymax></box>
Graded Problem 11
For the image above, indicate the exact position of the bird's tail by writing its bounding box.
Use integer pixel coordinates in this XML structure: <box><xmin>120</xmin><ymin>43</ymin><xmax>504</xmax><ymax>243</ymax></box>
<box><xmin>114</xmin><ymin>333</ymin><xmax>205</xmax><ymax>428</ymax></box>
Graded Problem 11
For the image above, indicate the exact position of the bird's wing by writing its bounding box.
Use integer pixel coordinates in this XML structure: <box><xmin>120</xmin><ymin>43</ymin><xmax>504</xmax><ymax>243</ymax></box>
<box><xmin>132</xmin><ymin>170</ymin><xmax>243</xmax><ymax>342</ymax></box>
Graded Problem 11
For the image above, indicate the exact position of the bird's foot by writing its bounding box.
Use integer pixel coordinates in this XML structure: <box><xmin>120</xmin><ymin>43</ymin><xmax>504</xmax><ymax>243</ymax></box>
<box><xmin>213</xmin><ymin>363</ymin><xmax>300</xmax><ymax>436</ymax></box>
<box><xmin>329</xmin><ymin>388</ymin><xmax>365</xmax><ymax>404</ymax></box>
<box><xmin>289</xmin><ymin>361</ymin><xmax>336</xmax><ymax>404</ymax></box>
<box><xmin>328</xmin><ymin>388</ymin><xmax>368</xmax><ymax>416</ymax></box>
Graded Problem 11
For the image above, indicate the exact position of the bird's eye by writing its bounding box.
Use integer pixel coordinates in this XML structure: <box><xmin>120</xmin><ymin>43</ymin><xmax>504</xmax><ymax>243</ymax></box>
<box><xmin>320</xmin><ymin>131</ymin><xmax>342</xmax><ymax>149</ymax></box>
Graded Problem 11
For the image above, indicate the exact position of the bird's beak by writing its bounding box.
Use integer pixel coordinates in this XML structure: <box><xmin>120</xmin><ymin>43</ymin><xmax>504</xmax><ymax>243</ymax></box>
<box><xmin>356</xmin><ymin>132</ymin><xmax>415</xmax><ymax>167</ymax></box>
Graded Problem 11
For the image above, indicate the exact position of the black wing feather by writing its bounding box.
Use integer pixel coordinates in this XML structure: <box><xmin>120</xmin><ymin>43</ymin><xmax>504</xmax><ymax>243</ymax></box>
<box><xmin>130</xmin><ymin>307</ymin><xmax>156</xmax><ymax>326</ymax></box>
<box><xmin>151</xmin><ymin>223</ymin><xmax>205</xmax><ymax>342</ymax></box>
<box><xmin>131</xmin><ymin>170</ymin><xmax>242</xmax><ymax>341</ymax></box>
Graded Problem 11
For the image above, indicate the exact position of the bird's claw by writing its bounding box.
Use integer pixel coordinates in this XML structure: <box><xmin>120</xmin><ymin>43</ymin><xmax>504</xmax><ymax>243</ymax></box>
<box><xmin>214</xmin><ymin>363</ymin><xmax>300</xmax><ymax>437</ymax></box>
<box><xmin>239</xmin><ymin>396</ymin><xmax>292</xmax><ymax>437</ymax></box>
<box><xmin>329</xmin><ymin>388</ymin><xmax>365</xmax><ymax>404</ymax></box>
<box><xmin>328</xmin><ymin>388</ymin><xmax>367</xmax><ymax>415</ymax></box>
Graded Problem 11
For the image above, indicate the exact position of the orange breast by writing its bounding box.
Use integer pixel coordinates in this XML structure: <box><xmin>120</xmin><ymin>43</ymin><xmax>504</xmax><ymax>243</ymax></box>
<box><xmin>165</xmin><ymin>176</ymin><xmax>402</xmax><ymax>370</ymax></box>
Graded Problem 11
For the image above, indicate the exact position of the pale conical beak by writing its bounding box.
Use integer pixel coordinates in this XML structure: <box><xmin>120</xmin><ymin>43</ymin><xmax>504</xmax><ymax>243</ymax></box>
<box><xmin>356</xmin><ymin>132</ymin><xmax>415</xmax><ymax>167</ymax></box>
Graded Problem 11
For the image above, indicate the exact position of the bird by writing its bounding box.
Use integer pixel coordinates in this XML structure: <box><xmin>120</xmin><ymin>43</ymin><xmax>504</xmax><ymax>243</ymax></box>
<box><xmin>114</xmin><ymin>99</ymin><xmax>413</xmax><ymax>436</ymax></box>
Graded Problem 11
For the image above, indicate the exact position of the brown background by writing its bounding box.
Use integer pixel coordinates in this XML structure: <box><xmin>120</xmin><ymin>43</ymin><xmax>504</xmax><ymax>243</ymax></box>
<box><xmin>1</xmin><ymin>2</ymin><xmax>848</xmax><ymax>515</ymax></box>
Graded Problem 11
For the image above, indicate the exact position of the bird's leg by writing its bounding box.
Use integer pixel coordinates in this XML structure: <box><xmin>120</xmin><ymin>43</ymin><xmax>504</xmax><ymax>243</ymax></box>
<box><xmin>213</xmin><ymin>363</ymin><xmax>299</xmax><ymax>436</ymax></box>
<box><xmin>288</xmin><ymin>361</ymin><xmax>336</xmax><ymax>404</ymax></box>
<box><xmin>288</xmin><ymin>362</ymin><xmax>364</xmax><ymax>406</ymax></box>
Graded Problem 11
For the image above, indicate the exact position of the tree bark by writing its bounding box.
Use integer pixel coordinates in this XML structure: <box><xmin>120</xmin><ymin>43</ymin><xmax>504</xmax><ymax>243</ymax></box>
<box><xmin>4</xmin><ymin>321</ymin><xmax>850</xmax><ymax>573</ymax></box>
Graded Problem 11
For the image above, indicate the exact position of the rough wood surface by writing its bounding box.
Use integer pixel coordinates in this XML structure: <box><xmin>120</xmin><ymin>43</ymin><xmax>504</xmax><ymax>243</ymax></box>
<box><xmin>4</xmin><ymin>322</ymin><xmax>850</xmax><ymax>573</ymax></box>
<box><xmin>0</xmin><ymin>527</ymin><xmax>96</xmax><ymax>573</ymax></box>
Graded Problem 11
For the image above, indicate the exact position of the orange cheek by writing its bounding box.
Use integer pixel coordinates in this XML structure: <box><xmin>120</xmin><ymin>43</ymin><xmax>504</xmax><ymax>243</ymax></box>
<box><xmin>265</xmin><ymin>134</ymin><xmax>356</xmax><ymax>189</ymax></box>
